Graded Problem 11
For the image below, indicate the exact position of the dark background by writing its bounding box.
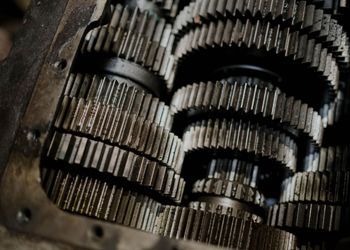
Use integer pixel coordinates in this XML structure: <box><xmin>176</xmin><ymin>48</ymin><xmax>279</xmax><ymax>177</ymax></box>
<box><xmin>0</xmin><ymin>0</ymin><xmax>29</xmax><ymax>61</ymax></box>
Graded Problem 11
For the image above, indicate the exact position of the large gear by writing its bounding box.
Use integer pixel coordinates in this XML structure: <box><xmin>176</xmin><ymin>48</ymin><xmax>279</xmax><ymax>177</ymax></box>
<box><xmin>174</xmin><ymin>0</ymin><xmax>350</xmax><ymax>53</ymax></box>
<box><xmin>42</xmin><ymin>167</ymin><xmax>163</xmax><ymax>231</ymax></box>
<box><xmin>154</xmin><ymin>204</ymin><xmax>257</xmax><ymax>248</ymax></box>
<box><xmin>56</xmin><ymin>73</ymin><xmax>174</xmax><ymax>132</ymax></box>
<box><xmin>250</xmin><ymin>225</ymin><xmax>297</xmax><ymax>250</ymax></box>
<box><xmin>46</xmin><ymin>132</ymin><xmax>185</xmax><ymax>202</ymax></box>
<box><xmin>153</xmin><ymin>203</ymin><xmax>296</xmax><ymax>249</ymax></box>
<box><xmin>171</xmin><ymin>79</ymin><xmax>324</xmax><ymax>144</ymax></box>
<box><xmin>188</xmin><ymin>201</ymin><xmax>264</xmax><ymax>222</ymax></box>
<box><xmin>173</xmin><ymin>18</ymin><xmax>342</xmax><ymax>91</ymax></box>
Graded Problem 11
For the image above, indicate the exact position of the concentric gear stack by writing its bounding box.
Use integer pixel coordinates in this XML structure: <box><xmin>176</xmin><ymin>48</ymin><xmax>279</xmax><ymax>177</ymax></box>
<box><xmin>36</xmin><ymin>0</ymin><xmax>350</xmax><ymax>249</ymax></box>
<box><xmin>166</xmin><ymin>0</ymin><xmax>350</xmax><ymax>249</ymax></box>
<box><xmin>41</xmin><ymin>3</ymin><xmax>186</xmax><ymax>233</ymax></box>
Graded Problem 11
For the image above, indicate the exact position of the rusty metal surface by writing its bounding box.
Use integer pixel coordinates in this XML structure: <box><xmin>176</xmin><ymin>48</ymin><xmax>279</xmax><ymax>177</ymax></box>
<box><xmin>0</xmin><ymin>225</ymin><xmax>86</xmax><ymax>250</ymax></box>
<box><xmin>0</xmin><ymin>0</ymin><xmax>69</xmax><ymax>177</ymax></box>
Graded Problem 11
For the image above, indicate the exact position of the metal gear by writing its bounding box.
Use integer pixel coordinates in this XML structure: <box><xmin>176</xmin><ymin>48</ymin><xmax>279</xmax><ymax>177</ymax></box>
<box><xmin>183</xmin><ymin>118</ymin><xmax>298</xmax><ymax>171</ymax></box>
<box><xmin>171</xmin><ymin>79</ymin><xmax>324</xmax><ymax>144</ymax></box>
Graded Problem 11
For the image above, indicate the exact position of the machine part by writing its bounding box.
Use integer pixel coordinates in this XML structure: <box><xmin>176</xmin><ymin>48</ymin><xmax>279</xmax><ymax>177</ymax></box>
<box><xmin>171</xmin><ymin>79</ymin><xmax>324</xmax><ymax>144</ymax></box>
<box><xmin>303</xmin><ymin>144</ymin><xmax>350</xmax><ymax>172</ymax></box>
<box><xmin>183</xmin><ymin>118</ymin><xmax>298</xmax><ymax>171</ymax></box>
<box><xmin>45</xmin><ymin>132</ymin><xmax>185</xmax><ymax>201</ymax></box>
<box><xmin>205</xmin><ymin>158</ymin><xmax>260</xmax><ymax>187</ymax></box>
<box><xmin>173</xmin><ymin>18</ymin><xmax>341</xmax><ymax>91</ymax></box>
<box><xmin>81</xmin><ymin>4</ymin><xmax>176</xmax><ymax>87</ymax></box>
<box><xmin>37</xmin><ymin>0</ymin><xmax>186</xmax><ymax>237</ymax></box>
<box><xmin>154</xmin><ymin>204</ymin><xmax>257</xmax><ymax>248</ymax></box>
<box><xmin>191</xmin><ymin>178</ymin><xmax>265</xmax><ymax>207</ymax></box>
<box><xmin>42</xmin><ymin>167</ymin><xmax>164</xmax><ymax>231</ymax></box>
<box><xmin>149</xmin><ymin>0</ymin><xmax>181</xmax><ymax>18</ymax></box>
<box><xmin>54</xmin><ymin>76</ymin><xmax>184</xmax><ymax>171</ymax></box>
<box><xmin>250</xmin><ymin>225</ymin><xmax>297</xmax><ymax>250</ymax></box>
<box><xmin>55</xmin><ymin>74</ymin><xmax>173</xmax><ymax>131</ymax></box>
<box><xmin>279</xmin><ymin>171</ymin><xmax>350</xmax><ymax>204</ymax></box>
<box><xmin>78</xmin><ymin>57</ymin><xmax>166</xmax><ymax>96</ymax></box>
<box><xmin>188</xmin><ymin>200</ymin><xmax>264</xmax><ymax>222</ymax></box>
<box><xmin>154</xmin><ymin>203</ymin><xmax>295</xmax><ymax>249</ymax></box>
<box><xmin>268</xmin><ymin>202</ymin><xmax>350</xmax><ymax>232</ymax></box>
<box><xmin>174</xmin><ymin>0</ymin><xmax>350</xmax><ymax>56</ymax></box>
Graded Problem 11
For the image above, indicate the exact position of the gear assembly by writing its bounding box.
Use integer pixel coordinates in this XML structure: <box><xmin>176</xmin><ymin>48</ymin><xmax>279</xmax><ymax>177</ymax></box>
<box><xmin>0</xmin><ymin>0</ymin><xmax>350</xmax><ymax>249</ymax></box>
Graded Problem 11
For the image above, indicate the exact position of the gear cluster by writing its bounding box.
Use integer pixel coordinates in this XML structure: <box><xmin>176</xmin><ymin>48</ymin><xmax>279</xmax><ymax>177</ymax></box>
<box><xmin>40</xmin><ymin>0</ymin><xmax>350</xmax><ymax>249</ymax></box>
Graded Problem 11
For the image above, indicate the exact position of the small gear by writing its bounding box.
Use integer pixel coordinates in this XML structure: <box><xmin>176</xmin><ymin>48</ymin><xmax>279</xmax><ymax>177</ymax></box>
<box><xmin>183</xmin><ymin>118</ymin><xmax>298</xmax><ymax>171</ymax></box>
<box><xmin>191</xmin><ymin>178</ymin><xmax>265</xmax><ymax>207</ymax></box>
<box><xmin>188</xmin><ymin>200</ymin><xmax>263</xmax><ymax>222</ymax></box>
<box><xmin>205</xmin><ymin>158</ymin><xmax>260</xmax><ymax>187</ymax></box>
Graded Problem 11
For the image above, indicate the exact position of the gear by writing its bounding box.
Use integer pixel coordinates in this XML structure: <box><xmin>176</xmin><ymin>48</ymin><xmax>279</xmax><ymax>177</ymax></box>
<box><xmin>46</xmin><ymin>132</ymin><xmax>185</xmax><ymax>202</ymax></box>
<box><xmin>153</xmin><ymin>203</ymin><xmax>295</xmax><ymax>249</ymax></box>
<box><xmin>250</xmin><ymin>225</ymin><xmax>297</xmax><ymax>250</ymax></box>
<box><xmin>54</xmin><ymin>75</ymin><xmax>184</xmax><ymax>172</ymax></box>
<box><xmin>183</xmin><ymin>118</ymin><xmax>298</xmax><ymax>171</ymax></box>
<box><xmin>174</xmin><ymin>0</ymin><xmax>350</xmax><ymax>56</ymax></box>
<box><xmin>153</xmin><ymin>204</ymin><xmax>257</xmax><ymax>248</ymax></box>
<box><xmin>191</xmin><ymin>178</ymin><xmax>265</xmax><ymax>207</ymax></box>
<box><xmin>268</xmin><ymin>202</ymin><xmax>350</xmax><ymax>232</ymax></box>
<box><xmin>139</xmin><ymin>0</ymin><xmax>181</xmax><ymax>18</ymax></box>
<box><xmin>280</xmin><ymin>171</ymin><xmax>350</xmax><ymax>204</ymax></box>
<box><xmin>303</xmin><ymin>144</ymin><xmax>350</xmax><ymax>172</ymax></box>
<box><xmin>171</xmin><ymin>79</ymin><xmax>324</xmax><ymax>144</ymax></box>
<box><xmin>42</xmin><ymin>167</ymin><xmax>163</xmax><ymax>232</ymax></box>
<box><xmin>81</xmin><ymin>5</ymin><xmax>175</xmax><ymax>85</ymax></box>
<box><xmin>21</xmin><ymin>0</ymin><xmax>350</xmax><ymax>248</ymax></box>
<box><xmin>205</xmin><ymin>158</ymin><xmax>260</xmax><ymax>187</ymax></box>
<box><xmin>56</xmin><ymin>73</ymin><xmax>173</xmax><ymax>132</ymax></box>
<box><xmin>188</xmin><ymin>200</ymin><xmax>264</xmax><ymax>222</ymax></box>
<box><xmin>173</xmin><ymin>18</ymin><xmax>345</xmax><ymax>92</ymax></box>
